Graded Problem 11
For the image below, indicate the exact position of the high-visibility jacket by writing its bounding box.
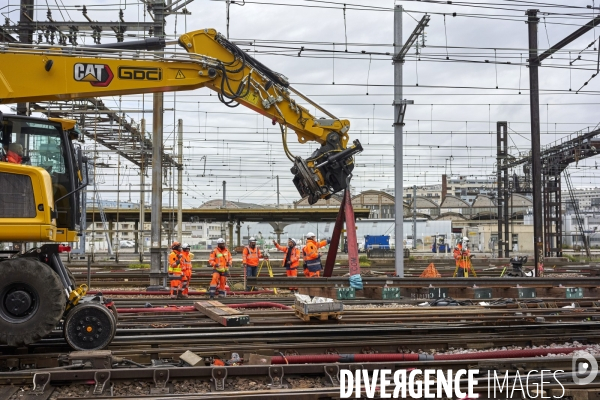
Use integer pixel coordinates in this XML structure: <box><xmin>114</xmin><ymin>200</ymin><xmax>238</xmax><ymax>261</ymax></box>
<box><xmin>181</xmin><ymin>252</ymin><xmax>192</xmax><ymax>279</ymax></box>
<box><xmin>275</xmin><ymin>243</ymin><xmax>300</xmax><ymax>270</ymax></box>
<box><xmin>209</xmin><ymin>247</ymin><xmax>232</xmax><ymax>273</ymax></box>
<box><xmin>6</xmin><ymin>150</ymin><xmax>22</xmax><ymax>164</ymax></box>
<box><xmin>453</xmin><ymin>244</ymin><xmax>471</xmax><ymax>270</ymax></box>
<box><xmin>168</xmin><ymin>250</ymin><xmax>183</xmax><ymax>276</ymax></box>
<box><xmin>302</xmin><ymin>239</ymin><xmax>328</xmax><ymax>272</ymax></box>
<box><xmin>242</xmin><ymin>246</ymin><xmax>262</xmax><ymax>267</ymax></box>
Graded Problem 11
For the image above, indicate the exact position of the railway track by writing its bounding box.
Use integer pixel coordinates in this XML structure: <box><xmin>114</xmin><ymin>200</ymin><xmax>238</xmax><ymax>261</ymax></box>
<box><xmin>3</xmin><ymin>264</ymin><xmax>600</xmax><ymax>399</ymax></box>
<box><xmin>2</xmin><ymin>297</ymin><xmax>600</xmax><ymax>398</ymax></box>
<box><xmin>1</xmin><ymin>356</ymin><xmax>598</xmax><ymax>399</ymax></box>
<box><xmin>64</xmin><ymin>260</ymin><xmax>600</xmax><ymax>282</ymax></box>
<box><xmin>249</xmin><ymin>276</ymin><xmax>600</xmax><ymax>287</ymax></box>
<box><xmin>3</xmin><ymin>302</ymin><xmax>600</xmax><ymax>361</ymax></box>
<box><xmin>64</xmin><ymin>268</ymin><xmax>599</xmax><ymax>294</ymax></box>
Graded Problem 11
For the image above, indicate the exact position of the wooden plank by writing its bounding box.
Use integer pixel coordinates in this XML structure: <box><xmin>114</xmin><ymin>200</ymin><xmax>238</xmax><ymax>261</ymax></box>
<box><xmin>194</xmin><ymin>301</ymin><xmax>250</xmax><ymax>327</ymax></box>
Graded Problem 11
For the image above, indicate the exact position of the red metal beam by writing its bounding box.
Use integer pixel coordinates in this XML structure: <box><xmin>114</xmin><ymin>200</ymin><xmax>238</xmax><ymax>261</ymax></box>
<box><xmin>323</xmin><ymin>192</ymin><xmax>346</xmax><ymax>277</ymax></box>
<box><xmin>343</xmin><ymin>190</ymin><xmax>361</xmax><ymax>277</ymax></box>
<box><xmin>323</xmin><ymin>189</ymin><xmax>360</xmax><ymax>278</ymax></box>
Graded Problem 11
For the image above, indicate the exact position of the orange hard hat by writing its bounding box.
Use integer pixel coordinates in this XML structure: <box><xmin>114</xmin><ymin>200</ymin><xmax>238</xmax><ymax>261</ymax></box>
<box><xmin>171</xmin><ymin>241</ymin><xmax>181</xmax><ymax>249</ymax></box>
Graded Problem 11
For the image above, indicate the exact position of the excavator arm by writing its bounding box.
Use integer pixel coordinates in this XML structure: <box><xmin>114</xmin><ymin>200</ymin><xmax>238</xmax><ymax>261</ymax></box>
<box><xmin>0</xmin><ymin>28</ymin><xmax>362</xmax><ymax>203</ymax></box>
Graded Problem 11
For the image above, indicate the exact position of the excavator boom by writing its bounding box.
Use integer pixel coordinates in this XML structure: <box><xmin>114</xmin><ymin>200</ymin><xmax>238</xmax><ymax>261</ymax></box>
<box><xmin>0</xmin><ymin>28</ymin><xmax>362</xmax><ymax>203</ymax></box>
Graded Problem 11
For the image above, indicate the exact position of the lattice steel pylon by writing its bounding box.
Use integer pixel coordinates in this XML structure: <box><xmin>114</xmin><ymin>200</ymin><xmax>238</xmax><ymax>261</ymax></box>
<box><xmin>542</xmin><ymin>163</ymin><xmax>562</xmax><ymax>257</ymax></box>
<box><xmin>563</xmin><ymin>168</ymin><xmax>591</xmax><ymax>257</ymax></box>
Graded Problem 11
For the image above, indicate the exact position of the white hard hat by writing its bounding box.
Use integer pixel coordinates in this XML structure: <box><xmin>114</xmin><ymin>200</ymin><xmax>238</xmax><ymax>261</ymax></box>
<box><xmin>288</xmin><ymin>238</ymin><xmax>297</xmax><ymax>246</ymax></box>
<box><xmin>217</xmin><ymin>238</ymin><xmax>225</xmax><ymax>244</ymax></box>
<box><xmin>249</xmin><ymin>237</ymin><xmax>256</xmax><ymax>242</ymax></box>
<box><xmin>306</xmin><ymin>232</ymin><xmax>315</xmax><ymax>238</ymax></box>
<box><xmin>462</xmin><ymin>237</ymin><xmax>469</xmax><ymax>242</ymax></box>
<box><xmin>182</xmin><ymin>243</ymin><xmax>190</xmax><ymax>250</ymax></box>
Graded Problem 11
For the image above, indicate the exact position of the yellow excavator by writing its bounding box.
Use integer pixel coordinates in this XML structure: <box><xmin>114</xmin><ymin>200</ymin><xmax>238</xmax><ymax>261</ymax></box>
<box><xmin>0</xmin><ymin>28</ymin><xmax>362</xmax><ymax>349</ymax></box>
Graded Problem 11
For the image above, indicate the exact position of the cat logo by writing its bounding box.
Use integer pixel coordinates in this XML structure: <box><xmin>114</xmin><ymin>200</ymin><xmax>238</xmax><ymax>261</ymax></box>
<box><xmin>73</xmin><ymin>63</ymin><xmax>113</xmax><ymax>87</ymax></box>
<box><xmin>118</xmin><ymin>66</ymin><xmax>162</xmax><ymax>81</ymax></box>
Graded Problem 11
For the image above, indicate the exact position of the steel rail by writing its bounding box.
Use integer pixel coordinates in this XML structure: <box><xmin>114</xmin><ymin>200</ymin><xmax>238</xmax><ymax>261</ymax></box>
<box><xmin>248</xmin><ymin>276</ymin><xmax>600</xmax><ymax>287</ymax></box>
<box><xmin>0</xmin><ymin>356</ymin><xmax>588</xmax><ymax>382</ymax></box>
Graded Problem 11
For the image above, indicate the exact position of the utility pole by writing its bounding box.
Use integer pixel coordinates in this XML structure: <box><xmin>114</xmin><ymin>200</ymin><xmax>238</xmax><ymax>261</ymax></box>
<box><xmin>412</xmin><ymin>185</ymin><xmax>417</xmax><ymax>250</ymax></box>
<box><xmin>525</xmin><ymin>9</ymin><xmax>600</xmax><ymax>275</ymax></box>
<box><xmin>148</xmin><ymin>0</ymin><xmax>166</xmax><ymax>290</ymax></box>
<box><xmin>221</xmin><ymin>180</ymin><xmax>227</xmax><ymax>242</ymax></box>
<box><xmin>393</xmin><ymin>5</ymin><xmax>404</xmax><ymax>277</ymax></box>
<box><xmin>17</xmin><ymin>0</ymin><xmax>34</xmax><ymax>116</ymax></box>
<box><xmin>392</xmin><ymin>9</ymin><xmax>427</xmax><ymax>276</ymax></box>
<box><xmin>149</xmin><ymin>92</ymin><xmax>164</xmax><ymax>289</ymax></box>
<box><xmin>527</xmin><ymin>10</ymin><xmax>543</xmax><ymax>276</ymax></box>
<box><xmin>177</xmin><ymin>119</ymin><xmax>183</xmax><ymax>243</ymax></box>
<box><xmin>276</xmin><ymin>175</ymin><xmax>280</xmax><ymax>208</ymax></box>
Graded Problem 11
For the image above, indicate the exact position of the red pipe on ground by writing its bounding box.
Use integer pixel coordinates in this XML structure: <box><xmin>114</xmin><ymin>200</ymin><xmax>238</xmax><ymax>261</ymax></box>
<box><xmin>117</xmin><ymin>306</ymin><xmax>197</xmax><ymax>313</ymax></box>
<box><xmin>117</xmin><ymin>302</ymin><xmax>291</xmax><ymax>313</ymax></box>
<box><xmin>271</xmin><ymin>354</ymin><xmax>419</xmax><ymax>364</ymax></box>
<box><xmin>270</xmin><ymin>347</ymin><xmax>588</xmax><ymax>365</ymax></box>
<box><xmin>88</xmin><ymin>290</ymin><xmax>274</xmax><ymax>296</ymax></box>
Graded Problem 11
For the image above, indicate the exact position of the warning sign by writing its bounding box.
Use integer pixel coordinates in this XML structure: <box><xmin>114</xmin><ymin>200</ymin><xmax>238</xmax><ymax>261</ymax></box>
<box><xmin>242</xmin><ymin>91</ymin><xmax>260</xmax><ymax>106</ymax></box>
<box><xmin>175</xmin><ymin>70</ymin><xmax>185</xmax><ymax>79</ymax></box>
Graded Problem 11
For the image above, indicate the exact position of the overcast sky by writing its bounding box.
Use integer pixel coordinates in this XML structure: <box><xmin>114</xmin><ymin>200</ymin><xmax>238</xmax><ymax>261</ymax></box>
<box><xmin>3</xmin><ymin>0</ymin><xmax>600</xmax><ymax>206</ymax></box>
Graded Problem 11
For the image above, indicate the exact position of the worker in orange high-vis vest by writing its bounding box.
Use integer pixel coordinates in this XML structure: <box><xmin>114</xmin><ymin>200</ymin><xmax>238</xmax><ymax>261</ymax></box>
<box><xmin>243</xmin><ymin>237</ymin><xmax>263</xmax><ymax>291</ymax></box>
<box><xmin>208</xmin><ymin>238</ymin><xmax>232</xmax><ymax>299</ymax></box>
<box><xmin>168</xmin><ymin>241</ymin><xmax>183</xmax><ymax>299</ymax></box>
<box><xmin>453</xmin><ymin>237</ymin><xmax>472</xmax><ymax>278</ymax></box>
<box><xmin>180</xmin><ymin>243</ymin><xmax>193</xmax><ymax>297</ymax></box>
<box><xmin>302</xmin><ymin>232</ymin><xmax>330</xmax><ymax>278</ymax></box>
<box><xmin>274</xmin><ymin>238</ymin><xmax>301</xmax><ymax>291</ymax></box>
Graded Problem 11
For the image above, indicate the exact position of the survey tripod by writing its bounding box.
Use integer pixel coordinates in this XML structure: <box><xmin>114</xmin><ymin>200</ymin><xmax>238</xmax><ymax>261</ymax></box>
<box><xmin>245</xmin><ymin>258</ymin><xmax>278</xmax><ymax>295</ymax></box>
<box><xmin>453</xmin><ymin>252</ymin><xmax>477</xmax><ymax>278</ymax></box>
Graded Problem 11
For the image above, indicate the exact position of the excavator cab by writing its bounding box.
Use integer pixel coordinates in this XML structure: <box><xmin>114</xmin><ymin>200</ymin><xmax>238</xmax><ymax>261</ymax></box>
<box><xmin>0</xmin><ymin>114</ymin><xmax>81</xmax><ymax>242</ymax></box>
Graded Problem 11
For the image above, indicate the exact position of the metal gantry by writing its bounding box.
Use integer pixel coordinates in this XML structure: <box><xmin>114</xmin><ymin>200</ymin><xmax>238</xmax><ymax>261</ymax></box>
<box><xmin>503</xmin><ymin>126</ymin><xmax>600</xmax><ymax>257</ymax></box>
<box><xmin>32</xmin><ymin>99</ymin><xmax>178</xmax><ymax>168</ymax></box>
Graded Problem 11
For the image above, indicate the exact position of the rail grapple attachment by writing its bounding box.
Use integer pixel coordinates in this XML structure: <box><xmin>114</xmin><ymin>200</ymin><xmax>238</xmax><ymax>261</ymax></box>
<box><xmin>505</xmin><ymin>256</ymin><xmax>533</xmax><ymax>277</ymax></box>
<box><xmin>292</xmin><ymin>137</ymin><xmax>363</xmax><ymax>205</ymax></box>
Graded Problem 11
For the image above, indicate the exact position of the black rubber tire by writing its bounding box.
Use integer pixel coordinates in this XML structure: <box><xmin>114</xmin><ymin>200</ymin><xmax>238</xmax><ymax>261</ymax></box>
<box><xmin>64</xmin><ymin>303</ymin><xmax>116</xmax><ymax>351</ymax></box>
<box><xmin>0</xmin><ymin>258</ymin><xmax>66</xmax><ymax>347</ymax></box>
<box><xmin>108</xmin><ymin>303</ymin><xmax>119</xmax><ymax>324</ymax></box>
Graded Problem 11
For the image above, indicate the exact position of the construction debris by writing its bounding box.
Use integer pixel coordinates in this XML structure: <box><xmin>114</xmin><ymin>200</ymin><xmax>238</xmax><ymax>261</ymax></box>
<box><xmin>293</xmin><ymin>294</ymin><xmax>344</xmax><ymax>321</ymax></box>
<box><xmin>179</xmin><ymin>351</ymin><xmax>204</xmax><ymax>366</ymax></box>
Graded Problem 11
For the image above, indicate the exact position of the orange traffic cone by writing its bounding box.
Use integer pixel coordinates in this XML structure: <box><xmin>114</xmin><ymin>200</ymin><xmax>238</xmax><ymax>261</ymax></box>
<box><xmin>420</xmin><ymin>263</ymin><xmax>441</xmax><ymax>278</ymax></box>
